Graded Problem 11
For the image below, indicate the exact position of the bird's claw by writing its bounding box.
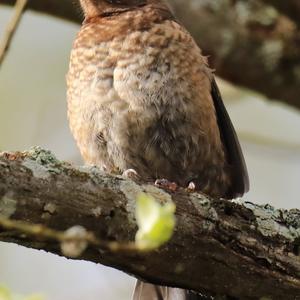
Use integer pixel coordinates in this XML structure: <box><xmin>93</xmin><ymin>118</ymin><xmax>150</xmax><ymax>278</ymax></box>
<box><xmin>155</xmin><ymin>179</ymin><xmax>178</xmax><ymax>192</ymax></box>
<box><xmin>122</xmin><ymin>169</ymin><xmax>140</xmax><ymax>181</ymax></box>
<box><xmin>187</xmin><ymin>181</ymin><xmax>196</xmax><ymax>192</ymax></box>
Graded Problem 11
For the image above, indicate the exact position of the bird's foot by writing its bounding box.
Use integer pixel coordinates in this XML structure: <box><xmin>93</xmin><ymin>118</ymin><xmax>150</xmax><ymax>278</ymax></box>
<box><xmin>154</xmin><ymin>179</ymin><xmax>178</xmax><ymax>192</ymax></box>
<box><xmin>122</xmin><ymin>169</ymin><xmax>140</xmax><ymax>181</ymax></box>
<box><xmin>186</xmin><ymin>181</ymin><xmax>196</xmax><ymax>192</ymax></box>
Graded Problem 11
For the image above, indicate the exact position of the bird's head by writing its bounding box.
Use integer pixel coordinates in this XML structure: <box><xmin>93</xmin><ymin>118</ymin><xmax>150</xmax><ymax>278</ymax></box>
<box><xmin>79</xmin><ymin>0</ymin><xmax>168</xmax><ymax>18</ymax></box>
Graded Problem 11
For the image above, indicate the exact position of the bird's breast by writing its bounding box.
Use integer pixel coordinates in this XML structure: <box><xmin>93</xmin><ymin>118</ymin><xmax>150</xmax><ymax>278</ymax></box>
<box><xmin>67</xmin><ymin>15</ymin><xmax>228</xmax><ymax>195</ymax></box>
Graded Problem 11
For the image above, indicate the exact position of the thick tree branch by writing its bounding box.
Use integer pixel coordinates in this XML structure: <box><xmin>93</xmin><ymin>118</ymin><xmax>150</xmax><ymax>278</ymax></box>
<box><xmin>1</xmin><ymin>0</ymin><xmax>300</xmax><ymax>111</ymax></box>
<box><xmin>0</xmin><ymin>148</ymin><xmax>299</xmax><ymax>299</ymax></box>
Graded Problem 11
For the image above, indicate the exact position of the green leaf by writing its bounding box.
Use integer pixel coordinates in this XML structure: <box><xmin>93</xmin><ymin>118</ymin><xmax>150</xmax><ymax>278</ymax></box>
<box><xmin>135</xmin><ymin>193</ymin><xmax>176</xmax><ymax>250</ymax></box>
<box><xmin>0</xmin><ymin>286</ymin><xmax>44</xmax><ymax>300</ymax></box>
<box><xmin>0</xmin><ymin>286</ymin><xmax>11</xmax><ymax>300</ymax></box>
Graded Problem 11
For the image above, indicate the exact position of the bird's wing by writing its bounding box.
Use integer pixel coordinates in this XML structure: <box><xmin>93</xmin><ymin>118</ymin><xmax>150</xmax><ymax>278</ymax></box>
<box><xmin>211</xmin><ymin>78</ymin><xmax>249</xmax><ymax>197</ymax></box>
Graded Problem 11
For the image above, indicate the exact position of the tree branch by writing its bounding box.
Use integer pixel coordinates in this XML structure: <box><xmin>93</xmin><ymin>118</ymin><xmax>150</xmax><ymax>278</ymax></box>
<box><xmin>0</xmin><ymin>0</ymin><xmax>28</xmax><ymax>66</ymax></box>
<box><xmin>1</xmin><ymin>0</ymin><xmax>300</xmax><ymax>111</ymax></box>
<box><xmin>0</xmin><ymin>147</ymin><xmax>299</xmax><ymax>299</ymax></box>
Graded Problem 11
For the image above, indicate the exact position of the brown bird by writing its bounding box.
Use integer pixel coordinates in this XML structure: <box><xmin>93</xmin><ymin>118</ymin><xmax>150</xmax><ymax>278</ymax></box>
<box><xmin>67</xmin><ymin>0</ymin><xmax>249</xmax><ymax>299</ymax></box>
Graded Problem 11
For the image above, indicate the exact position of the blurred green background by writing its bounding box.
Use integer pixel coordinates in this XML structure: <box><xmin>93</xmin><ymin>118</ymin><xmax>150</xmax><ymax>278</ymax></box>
<box><xmin>0</xmin><ymin>5</ymin><xmax>299</xmax><ymax>300</ymax></box>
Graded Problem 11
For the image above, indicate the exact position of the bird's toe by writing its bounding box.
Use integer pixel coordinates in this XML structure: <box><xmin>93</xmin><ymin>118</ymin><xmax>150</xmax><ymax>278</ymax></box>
<box><xmin>122</xmin><ymin>169</ymin><xmax>140</xmax><ymax>181</ymax></box>
<box><xmin>154</xmin><ymin>179</ymin><xmax>178</xmax><ymax>192</ymax></box>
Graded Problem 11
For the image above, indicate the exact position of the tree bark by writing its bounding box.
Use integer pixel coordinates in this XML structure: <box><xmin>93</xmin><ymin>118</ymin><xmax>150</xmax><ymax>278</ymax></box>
<box><xmin>0</xmin><ymin>148</ymin><xmax>300</xmax><ymax>299</ymax></box>
<box><xmin>1</xmin><ymin>0</ymin><xmax>300</xmax><ymax>111</ymax></box>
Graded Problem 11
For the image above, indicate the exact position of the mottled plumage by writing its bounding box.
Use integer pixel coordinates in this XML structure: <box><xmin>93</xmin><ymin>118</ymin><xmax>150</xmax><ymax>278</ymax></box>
<box><xmin>67</xmin><ymin>1</ymin><xmax>249</xmax><ymax>298</ymax></box>
<box><xmin>67</xmin><ymin>0</ymin><xmax>248</xmax><ymax>199</ymax></box>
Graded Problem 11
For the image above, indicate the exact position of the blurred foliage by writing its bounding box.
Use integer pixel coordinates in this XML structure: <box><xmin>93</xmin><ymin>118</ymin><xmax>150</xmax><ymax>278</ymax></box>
<box><xmin>0</xmin><ymin>285</ymin><xmax>44</xmax><ymax>300</ymax></box>
<box><xmin>135</xmin><ymin>193</ymin><xmax>176</xmax><ymax>250</ymax></box>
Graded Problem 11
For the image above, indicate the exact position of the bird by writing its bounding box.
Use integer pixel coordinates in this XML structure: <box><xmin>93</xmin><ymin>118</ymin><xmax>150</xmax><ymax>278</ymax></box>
<box><xmin>66</xmin><ymin>0</ymin><xmax>249</xmax><ymax>299</ymax></box>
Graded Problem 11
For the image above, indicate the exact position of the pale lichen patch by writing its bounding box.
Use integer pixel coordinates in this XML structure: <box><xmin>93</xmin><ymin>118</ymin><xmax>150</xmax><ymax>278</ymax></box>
<box><xmin>44</xmin><ymin>203</ymin><xmax>57</xmax><ymax>214</ymax></box>
<box><xmin>244</xmin><ymin>203</ymin><xmax>300</xmax><ymax>241</ymax></box>
<box><xmin>84</xmin><ymin>165</ymin><xmax>109</xmax><ymax>185</ymax></box>
<box><xmin>91</xmin><ymin>206</ymin><xmax>102</xmax><ymax>217</ymax></box>
<box><xmin>0</xmin><ymin>194</ymin><xmax>17</xmax><ymax>218</ymax></box>
<box><xmin>23</xmin><ymin>147</ymin><xmax>62</xmax><ymax>178</ymax></box>
<box><xmin>77</xmin><ymin>165</ymin><xmax>94</xmax><ymax>174</ymax></box>
<box><xmin>231</xmin><ymin>197</ymin><xmax>244</xmax><ymax>205</ymax></box>
<box><xmin>120</xmin><ymin>180</ymin><xmax>143</xmax><ymax>221</ymax></box>
<box><xmin>23</xmin><ymin>158</ymin><xmax>50</xmax><ymax>179</ymax></box>
<box><xmin>120</xmin><ymin>180</ymin><xmax>173</xmax><ymax>222</ymax></box>
<box><xmin>26</xmin><ymin>146</ymin><xmax>60</xmax><ymax>166</ymax></box>
<box><xmin>189</xmin><ymin>193</ymin><xmax>218</xmax><ymax>231</ymax></box>
<box><xmin>190</xmin><ymin>193</ymin><xmax>218</xmax><ymax>222</ymax></box>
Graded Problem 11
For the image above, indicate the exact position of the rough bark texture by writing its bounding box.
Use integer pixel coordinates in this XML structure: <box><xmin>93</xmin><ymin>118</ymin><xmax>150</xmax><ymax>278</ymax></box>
<box><xmin>0</xmin><ymin>148</ymin><xmax>300</xmax><ymax>299</ymax></box>
<box><xmin>1</xmin><ymin>0</ymin><xmax>300</xmax><ymax>111</ymax></box>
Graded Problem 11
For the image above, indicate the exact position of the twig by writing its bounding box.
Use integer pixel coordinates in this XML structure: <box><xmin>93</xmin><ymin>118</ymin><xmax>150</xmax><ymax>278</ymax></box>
<box><xmin>0</xmin><ymin>0</ymin><xmax>28</xmax><ymax>67</ymax></box>
<box><xmin>0</xmin><ymin>217</ymin><xmax>147</xmax><ymax>257</ymax></box>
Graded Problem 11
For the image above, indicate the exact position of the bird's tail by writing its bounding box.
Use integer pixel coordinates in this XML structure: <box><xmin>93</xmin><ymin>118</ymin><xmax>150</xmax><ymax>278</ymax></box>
<box><xmin>132</xmin><ymin>280</ymin><xmax>212</xmax><ymax>300</ymax></box>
